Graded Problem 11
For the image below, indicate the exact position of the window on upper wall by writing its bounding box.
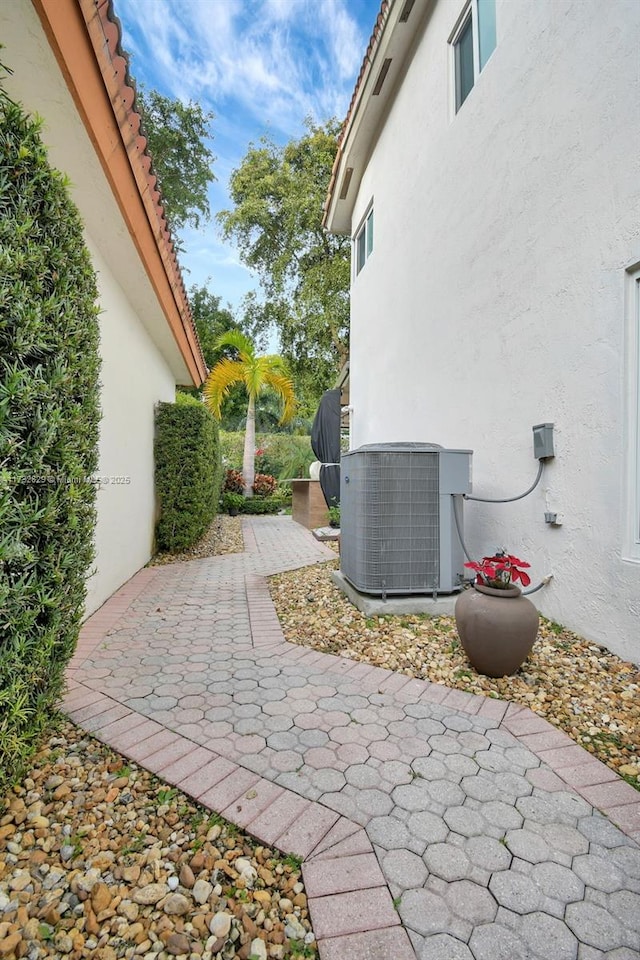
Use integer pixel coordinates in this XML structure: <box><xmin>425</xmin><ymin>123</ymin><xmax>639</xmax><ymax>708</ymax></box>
<box><xmin>452</xmin><ymin>0</ymin><xmax>496</xmax><ymax>112</ymax></box>
<box><xmin>354</xmin><ymin>207</ymin><xmax>374</xmax><ymax>276</ymax></box>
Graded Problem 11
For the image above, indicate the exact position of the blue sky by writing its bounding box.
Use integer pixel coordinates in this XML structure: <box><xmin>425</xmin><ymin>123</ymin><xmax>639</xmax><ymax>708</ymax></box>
<box><xmin>115</xmin><ymin>0</ymin><xmax>378</xmax><ymax>314</ymax></box>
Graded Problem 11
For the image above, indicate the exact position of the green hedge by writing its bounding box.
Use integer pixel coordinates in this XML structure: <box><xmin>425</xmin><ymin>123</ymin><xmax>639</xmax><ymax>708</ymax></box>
<box><xmin>0</xmin><ymin>90</ymin><xmax>101</xmax><ymax>790</ymax></box>
<box><xmin>155</xmin><ymin>394</ymin><xmax>222</xmax><ymax>550</ymax></box>
<box><xmin>220</xmin><ymin>431</ymin><xmax>314</xmax><ymax>480</ymax></box>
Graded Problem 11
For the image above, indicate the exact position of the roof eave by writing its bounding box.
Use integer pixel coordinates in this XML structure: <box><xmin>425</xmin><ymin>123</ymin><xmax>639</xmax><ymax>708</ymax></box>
<box><xmin>32</xmin><ymin>0</ymin><xmax>207</xmax><ymax>385</ymax></box>
<box><xmin>324</xmin><ymin>0</ymin><xmax>429</xmax><ymax>236</ymax></box>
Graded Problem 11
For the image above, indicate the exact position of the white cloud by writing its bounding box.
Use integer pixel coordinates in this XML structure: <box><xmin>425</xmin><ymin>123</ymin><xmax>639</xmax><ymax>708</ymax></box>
<box><xmin>117</xmin><ymin>0</ymin><xmax>368</xmax><ymax>136</ymax></box>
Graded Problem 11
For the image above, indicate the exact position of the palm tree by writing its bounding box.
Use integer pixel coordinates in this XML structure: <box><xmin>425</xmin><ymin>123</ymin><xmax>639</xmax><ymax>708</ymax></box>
<box><xmin>203</xmin><ymin>330</ymin><xmax>295</xmax><ymax>496</ymax></box>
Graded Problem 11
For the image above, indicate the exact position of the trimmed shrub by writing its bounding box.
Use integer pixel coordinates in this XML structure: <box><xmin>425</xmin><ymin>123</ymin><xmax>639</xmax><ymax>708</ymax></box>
<box><xmin>252</xmin><ymin>473</ymin><xmax>277</xmax><ymax>498</ymax></box>
<box><xmin>240</xmin><ymin>496</ymin><xmax>282</xmax><ymax>515</ymax></box>
<box><xmin>0</xmin><ymin>89</ymin><xmax>101</xmax><ymax>790</ymax></box>
<box><xmin>154</xmin><ymin>394</ymin><xmax>221</xmax><ymax>551</ymax></box>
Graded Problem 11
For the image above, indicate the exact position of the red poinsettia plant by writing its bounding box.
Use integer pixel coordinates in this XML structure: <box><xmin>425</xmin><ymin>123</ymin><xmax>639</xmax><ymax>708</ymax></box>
<box><xmin>465</xmin><ymin>550</ymin><xmax>531</xmax><ymax>589</ymax></box>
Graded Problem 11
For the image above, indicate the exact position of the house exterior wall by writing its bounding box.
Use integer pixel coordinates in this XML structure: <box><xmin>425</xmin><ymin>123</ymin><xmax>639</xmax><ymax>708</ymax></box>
<box><xmin>84</xmin><ymin>241</ymin><xmax>175</xmax><ymax>616</ymax></box>
<box><xmin>348</xmin><ymin>0</ymin><xmax>640</xmax><ymax>661</ymax></box>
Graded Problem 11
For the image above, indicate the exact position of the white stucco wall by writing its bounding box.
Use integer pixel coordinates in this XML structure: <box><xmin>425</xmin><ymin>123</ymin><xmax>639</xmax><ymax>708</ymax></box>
<box><xmin>348</xmin><ymin>0</ymin><xmax>640</xmax><ymax>661</ymax></box>
<box><xmin>84</xmin><ymin>241</ymin><xmax>176</xmax><ymax>616</ymax></box>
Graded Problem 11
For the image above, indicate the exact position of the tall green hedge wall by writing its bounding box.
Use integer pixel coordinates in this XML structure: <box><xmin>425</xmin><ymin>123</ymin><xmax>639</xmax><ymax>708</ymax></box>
<box><xmin>0</xmin><ymin>89</ymin><xmax>101</xmax><ymax>790</ymax></box>
<box><xmin>155</xmin><ymin>394</ymin><xmax>222</xmax><ymax>551</ymax></box>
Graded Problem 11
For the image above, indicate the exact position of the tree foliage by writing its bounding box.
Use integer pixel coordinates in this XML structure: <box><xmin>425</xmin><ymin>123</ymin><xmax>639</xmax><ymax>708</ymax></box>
<box><xmin>203</xmin><ymin>331</ymin><xmax>295</xmax><ymax>495</ymax></box>
<box><xmin>217</xmin><ymin>119</ymin><xmax>350</xmax><ymax>412</ymax></box>
<box><xmin>137</xmin><ymin>87</ymin><xmax>216</xmax><ymax>234</ymax></box>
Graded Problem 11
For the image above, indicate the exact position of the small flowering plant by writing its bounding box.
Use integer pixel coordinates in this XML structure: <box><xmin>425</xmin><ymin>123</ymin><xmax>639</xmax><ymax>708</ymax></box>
<box><xmin>465</xmin><ymin>550</ymin><xmax>531</xmax><ymax>589</ymax></box>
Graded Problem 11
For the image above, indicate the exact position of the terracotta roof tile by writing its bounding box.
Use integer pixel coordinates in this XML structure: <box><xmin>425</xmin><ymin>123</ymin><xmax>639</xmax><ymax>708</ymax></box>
<box><xmin>93</xmin><ymin>0</ymin><xmax>205</xmax><ymax>373</ymax></box>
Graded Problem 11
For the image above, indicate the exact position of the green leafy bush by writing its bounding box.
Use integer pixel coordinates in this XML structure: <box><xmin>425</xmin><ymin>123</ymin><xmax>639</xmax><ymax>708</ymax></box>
<box><xmin>252</xmin><ymin>473</ymin><xmax>277</xmax><ymax>498</ymax></box>
<box><xmin>220</xmin><ymin>432</ymin><xmax>313</xmax><ymax>479</ymax></box>
<box><xmin>240</xmin><ymin>496</ymin><xmax>282</xmax><ymax>515</ymax></box>
<box><xmin>154</xmin><ymin>394</ymin><xmax>221</xmax><ymax>550</ymax></box>
<box><xmin>0</xmin><ymin>87</ymin><xmax>101</xmax><ymax>790</ymax></box>
<box><xmin>222</xmin><ymin>468</ymin><xmax>245</xmax><ymax>494</ymax></box>
<box><xmin>221</xmin><ymin>491</ymin><xmax>244</xmax><ymax>514</ymax></box>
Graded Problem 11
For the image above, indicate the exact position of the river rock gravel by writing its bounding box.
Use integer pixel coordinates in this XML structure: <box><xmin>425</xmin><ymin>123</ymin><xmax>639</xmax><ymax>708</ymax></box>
<box><xmin>150</xmin><ymin>517</ymin><xmax>243</xmax><ymax>566</ymax></box>
<box><xmin>0</xmin><ymin>722</ymin><xmax>316</xmax><ymax>960</ymax></box>
<box><xmin>269</xmin><ymin>559</ymin><xmax>640</xmax><ymax>789</ymax></box>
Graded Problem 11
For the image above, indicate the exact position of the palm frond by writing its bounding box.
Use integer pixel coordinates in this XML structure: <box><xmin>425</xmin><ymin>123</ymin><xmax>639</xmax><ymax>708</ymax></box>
<box><xmin>202</xmin><ymin>359</ymin><xmax>246</xmax><ymax>418</ymax></box>
<box><xmin>214</xmin><ymin>329</ymin><xmax>255</xmax><ymax>364</ymax></box>
<box><xmin>263</xmin><ymin>368</ymin><xmax>296</xmax><ymax>423</ymax></box>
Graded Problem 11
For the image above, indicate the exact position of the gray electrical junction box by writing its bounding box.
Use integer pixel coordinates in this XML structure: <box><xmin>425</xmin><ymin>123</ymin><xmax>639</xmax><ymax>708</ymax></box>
<box><xmin>532</xmin><ymin>423</ymin><xmax>554</xmax><ymax>460</ymax></box>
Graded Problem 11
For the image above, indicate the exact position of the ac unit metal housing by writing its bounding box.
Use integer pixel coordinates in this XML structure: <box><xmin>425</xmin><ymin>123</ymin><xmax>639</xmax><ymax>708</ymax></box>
<box><xmin>340</xmin><ymin>443</ymin><xmax>472</xmax><ymax>596</ymax></box>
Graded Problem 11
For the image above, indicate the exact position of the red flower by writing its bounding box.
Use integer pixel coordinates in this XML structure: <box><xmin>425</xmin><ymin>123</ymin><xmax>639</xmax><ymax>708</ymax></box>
<box><xmin>464</xmin><ymin>551</ymin><xmax>531</xmax><ymax>589</ymax></box>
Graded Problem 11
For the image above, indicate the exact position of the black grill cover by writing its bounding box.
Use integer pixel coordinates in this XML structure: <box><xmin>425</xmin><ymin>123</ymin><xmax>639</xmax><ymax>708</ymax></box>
<box><xmin>310</xmin><ymin>389</ymin><xmax>341</xmax><ymax>509</ymax></box>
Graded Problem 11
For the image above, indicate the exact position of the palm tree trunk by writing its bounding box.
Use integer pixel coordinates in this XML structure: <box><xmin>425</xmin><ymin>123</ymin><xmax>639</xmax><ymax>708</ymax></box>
<box><xmin>243</xmin><ymin>393</ymin><xmax>256</xmax><ymax>497</ymax></box>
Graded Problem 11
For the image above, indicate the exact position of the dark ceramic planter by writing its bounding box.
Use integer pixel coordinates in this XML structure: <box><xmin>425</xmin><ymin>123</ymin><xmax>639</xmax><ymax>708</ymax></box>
<box><xmin>455</xmin><ymin>583</ymin><xmax>539</xmax><ymax>678</ymax></box>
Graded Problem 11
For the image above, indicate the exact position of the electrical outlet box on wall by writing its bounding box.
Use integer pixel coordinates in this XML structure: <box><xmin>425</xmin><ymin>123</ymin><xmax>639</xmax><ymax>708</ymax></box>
<box><xmin>532</xmin><ymin>423</ymin><xmax>554</xmax><ymax>460</ymax></box>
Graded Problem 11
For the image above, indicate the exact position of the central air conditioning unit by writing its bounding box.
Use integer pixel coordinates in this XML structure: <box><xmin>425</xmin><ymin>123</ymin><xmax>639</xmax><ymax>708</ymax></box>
<box><xmin>340</xmin><ymin>443</ymin><xmax>472</xmax><ymax>596</ymax></box>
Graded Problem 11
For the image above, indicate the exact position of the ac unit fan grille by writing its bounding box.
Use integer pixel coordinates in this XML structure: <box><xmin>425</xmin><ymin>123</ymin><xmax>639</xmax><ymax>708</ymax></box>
<box><xmin>341</xmin><ymin>451</ymin><xmax>440</xmax><ymax>593</ymax></box>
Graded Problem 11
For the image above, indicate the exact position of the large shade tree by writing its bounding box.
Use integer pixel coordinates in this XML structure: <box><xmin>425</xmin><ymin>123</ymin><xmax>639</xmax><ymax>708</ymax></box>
<box><xmin>217</xmin><ymin>119</ymin><xmax>350</xmax><ymax>414</ymax></box>
<box><xmin>136</xmin><ymin>87</ymin><xmax>216</xmax><ymax>238</ymax></box>
<box><xmin>203</xmin><ymin>331</ymin><xmax>295</xmax><ymax>495</ymax></box>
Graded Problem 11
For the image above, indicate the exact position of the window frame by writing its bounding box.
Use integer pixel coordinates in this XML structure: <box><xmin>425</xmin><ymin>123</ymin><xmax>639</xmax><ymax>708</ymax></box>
<box><xmin>353</xmin><ymin>203</ymin><xmax>374</xmax><ymax>278</ymax></box>
<box><xmin>449</xmin><ymin>0</ymin><xmax>496</xmax><ymax>114</ymax></box>
<box><xmin>623</xmin><ymin>263</ymin><xmax>640</xmax><ymax>562</ymax></box>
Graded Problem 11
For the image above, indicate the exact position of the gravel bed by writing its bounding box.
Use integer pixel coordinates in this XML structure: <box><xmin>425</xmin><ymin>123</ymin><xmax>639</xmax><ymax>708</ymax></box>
<box><xmin>150</xmin><ymin>517</ymin><xmax>243</xmax><ymax>566</ymax></box>
<box><xmin>0</xmin><ymin>722</ymin><xmax>316</xmax><ymax>960</ymax></box>
<box><xmin>269</xmin><ymin>560</ymin><xmax>640</xmax><ymax>788</ymax></box>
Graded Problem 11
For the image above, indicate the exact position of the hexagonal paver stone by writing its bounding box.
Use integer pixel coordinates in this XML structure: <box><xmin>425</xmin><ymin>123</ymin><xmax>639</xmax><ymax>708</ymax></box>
<box><xmin>565</xmin><ymin>902</ymin><xmax>629</xmax><ymax>952</ymax></box>
<box><xmin>572</xmin><ymin>854</ymin><xmax>626</xmax><ymax>893</ymax></box>
<box><xmin>418</xmin><ymin>933</ymin><xmax>474</xmax><ymax>960</ymax></box>
<box><xmin>423</xmin><ymin>843</ymin><xmax>470</xmax><ymax>882</ymax></box>
<box><xmin>530</xmin><ymin>861</ymin><xmax>584</xmax><ymax>904</ymax></box>
<box><xmin>611</xmin><ymin>844</ymin><xmax>640</xmax><ymax>880</ymax></box>
<box><xmin>504</xmin><ymin>828</ymin><xmax>553</xmax><ymax>864</ymax></box>
<box><xmin>367</xmin><ymin>815</ymin><xmax>411</xmax><ymax>850</ymax></box>
<box><xmin>480</xmin><ymin>800</ymin><xmax>524</xmax><ymax>832</ymax></box>
<box><xmin>464</xmin><ymin>836</ymin><xmax>512</xmax><ymax>872</ymax></box>
<box><xmin>443</xmin><ymin>806</ymin><xmax>486</xmax><ymax>838</ymax></box>
<box><xmin>489</xmin><ymin>870</ymin><xmax>544</xmax><ymax>914</ymax></box>
<box><xmin>445</xmin><ymin>754</ymin><xmax>479</xmax><ymax>778</ymax></box>
<box><xmin>377</xmin><ymin>760</ymin><xmax>414</xmax><ymax>786</ymax></box>
<box><xmin>383</xmin><ymin>849</ymin><xmax>429</xmax><ymax>890</ymax></box>
<box><xmin>398</xmin><ymin>888</ymin><xmax>453</xmax><ymax>937</ymax></box>
<box><xmin>475</xmin><ymin>749</ymin><xmax>512</xmax><ymax>773</ymax></box>
<box><xmin>578</xmin><ymin>814</ymin><xmax>630</xmax><ymax>849</ymax></box>
<box><xmin>345</xmin><ymin>764</ymin><xmax>382</xmax><ymax>789</ymax></box>
<box><xmin>266</xmin><ymin>731</ymin><xmax>300</xmax><ymax>751</ymax></box>
<box><xmin>412</xmin><ymin>756</ymin><xmax>448</xmax><ymax>780</ymax></box>
<box><xmin>469</xmin><ymin>922</ymin><xmax>528</xmax><ymax>959</ymax></box>
<box><xmin>445</xmin><ymin>879</ymin><xmax>498</xmax><ymax>924</ymax></box>
<box><xmin>428</xmin><ymin>734</ymin><xmax>464</xmax><ymax>755</ymax></box>
<box><xmin>408</xmin><ymin>811</ymin><xmax>449</xmax><ymax>845</ymax></box>
<box><xmin>460</xmin><ymin>775</ymin><xmax>500</xmax><ymax>802</ymax></box>
<box><xmin>310</xmin><ymin>768</ymin><xmax>347</xmax><ymax>793</ymax></box>
<box><xmin>356</xmin><ymin>788</ymin><xmax>394</xmax><ymax>818</ymax></box>
<box><xmin>520</xmin><ymin>912</ymin><xmax>578</xmax><ymax>960</ymax></box>
<box><xmin>608</xmin><ymin>890</ymin><xmax>640</xmax><ymax>931</ymax></box>
<box><xmin>425</xmin><ymin>779</ymin><xmax>466</xmax><ymax>807</ymax></box>
<box><xmin>393</xmin><ymin>782</ymin><xmax>435</xmax><ymax>813</ymax></box>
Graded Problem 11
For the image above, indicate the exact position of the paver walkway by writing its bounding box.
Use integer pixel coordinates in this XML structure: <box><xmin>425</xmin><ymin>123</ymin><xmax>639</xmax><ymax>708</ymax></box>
<box><xmin>63</xmin><ymin>517</ymin><xmax>640</xmax><ymax>960</ymax></box>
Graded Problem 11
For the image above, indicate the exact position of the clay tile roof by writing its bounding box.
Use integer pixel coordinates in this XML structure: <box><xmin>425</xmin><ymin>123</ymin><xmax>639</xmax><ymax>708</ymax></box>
<box><xmin>95</xmin><ymin>0</ymin><xmax>205</xmax><ymax>373</ymax></box>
